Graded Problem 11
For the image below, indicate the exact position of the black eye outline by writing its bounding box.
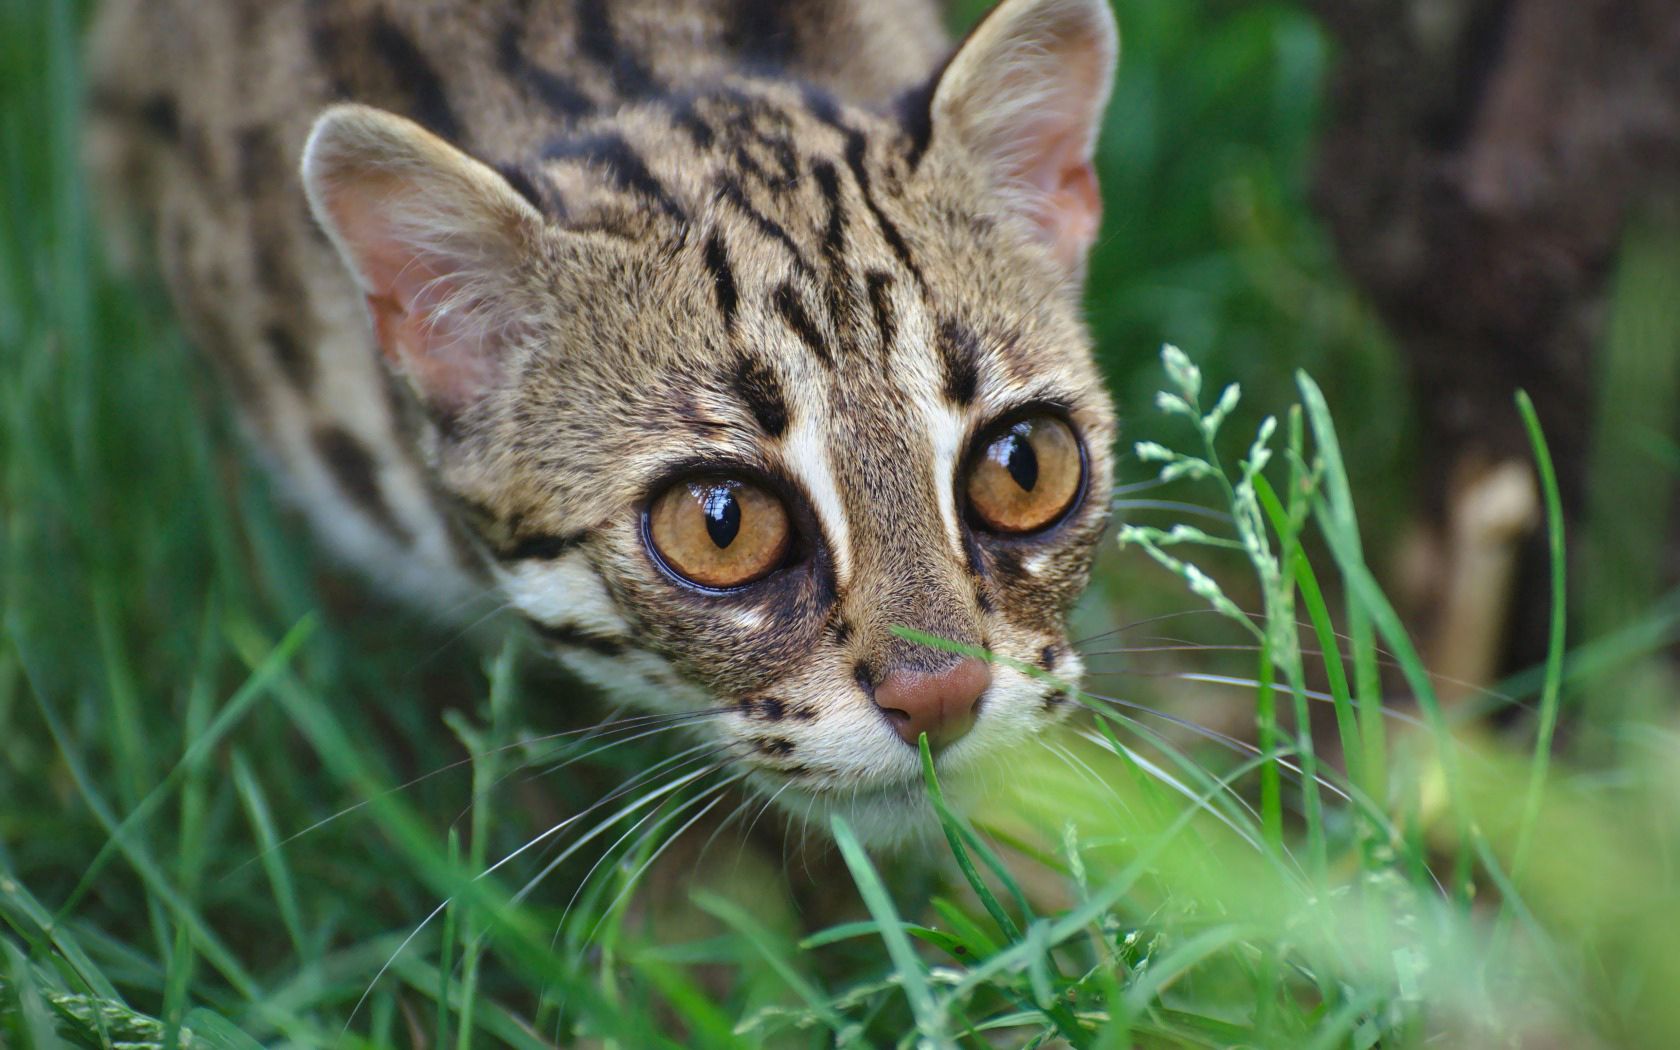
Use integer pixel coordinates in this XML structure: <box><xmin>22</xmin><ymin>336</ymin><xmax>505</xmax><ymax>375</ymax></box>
<box><xmin>639</xmin><ymin>464</ymin><xmax>812</xmax><ymax>596</ymax></box>
<box><xmin>958</xmin><ymin>405</ymin><xmax>1090</xmax><ymax>540</ymax></box>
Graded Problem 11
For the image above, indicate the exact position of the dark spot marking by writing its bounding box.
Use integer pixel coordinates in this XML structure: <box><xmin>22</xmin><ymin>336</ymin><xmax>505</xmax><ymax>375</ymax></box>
<box><xmin>865</xmin><ymin>271</ymin><xmax>895</xmax><ymax>361</ymax></box>
<box><xmin>725</xmin><ymin>0</ymin><xmax>798</xmax><ymax>66</ymax></box>
<box><xmin>501</xmin><ymin>532</ymin><xmax>586</xmax><ymax>562</ymax></box>
<box><xmin>772</xmin><ymin>283</ymin><xmax>832</xmax><ymax>367</ymax></box>
<box><xmin>897</xmin><ymin>73</ymin><xmax>939</xmax><ymax>171</ymax></box>
<box><xmin>529</xmin><ymin>619</ymin><xmax>627</xmax><ymax>657</ymax></box>
<box><xmin>137</xmin><ymin>94</ymin><xmax>180</xmax><ymax>141</ymax></box>
<box><xmin>669</xmin><ymin>94</ymin><xmax>716</xmax><ymax>149</ymax></box>
<box><xmin>747</xmin><ymin>696</ymin><xmax>786</xmax><ymax>722</ymax></box>
<box><xmin>759</xmin><ymin>738</ymin><xmax>795</xmax><ymax>756</ymax></box>
<box><xmin>263</xmin><ymin>324</ymin><xmax>313</xmax><ymax>391</ymax></box>
<box><xmin>313</xmin><ymin>425</ymin><xmax>414</xmax><ymax>543</ymax></box>
<box><xmin>1043</xmin><ymin>689</ymin><xmax>1071</xmax><ymax>711</ymax></box>
<box><xmin>493</xmin><ymin>162</ymin><xmax>552</xmax><ymax>216</ymax></box>
<box><xmin>1039</xmin><ymin>645</ymin><xmax>1058</xmax><ymax>671</ymax></box>
<box><xmin>790</xmin><ymin>705</ymin><xmax>818</xmax><ymax>722</ymax></box>
<box><xmin>234</xmin><ymin>126</ymin><xmax>278</xmax><ymax>197</ymax></box>
<box><xmin>703</xmin><ymin>232</ymin><xmax>739</xmax><ymax>330</ymax></box>
<box><xmin>729</xmin><ymin>353</ymin><xmax>789</xmax><ymax>437</ymax></box>
<box><xmin>367</xmin><ymin>15</ymin><xmax>461</xmax><ymax>143</ymax></box>
<box><xmin>830</xmin><ymin>617</ymin><xmax>852</xmax><ymax>646</ymax></box>
<box><xmin>575</xmin><ymin>0</ymin><xmax>661</xmax><ymax>98</ymax></box>
<box><xmin>544</xmin><ymin>133</ymin><xmax>685</xmax><ymax>223</ymax></box>
<box><xmin>498</xmin><ymin>22</ymin><xmax>595</xmax><ymax>120</ymax></box>
<box><xmin>937</xmin><ymin>318</ymin><xmax>981</xmax><ymax>405</ymax></box>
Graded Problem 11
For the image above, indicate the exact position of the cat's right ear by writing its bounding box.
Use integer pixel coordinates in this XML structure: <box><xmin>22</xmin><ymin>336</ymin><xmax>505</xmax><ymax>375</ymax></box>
<box><xmin>301</xmin><ymin>104</ymin><xmax>546</xmax><ymax>416</ymax></box>
<box><xmin>924</xmin><ymin>0</ymin><xmax>1117</xmax><ymax>275</ymax></box>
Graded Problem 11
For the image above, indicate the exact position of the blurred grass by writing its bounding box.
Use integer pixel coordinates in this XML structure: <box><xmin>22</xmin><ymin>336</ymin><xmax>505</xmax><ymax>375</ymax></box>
<box><xmin>4</xmin><ymin>0</ymin><xmax>1680</xmax><ymax>1047</ymax></box>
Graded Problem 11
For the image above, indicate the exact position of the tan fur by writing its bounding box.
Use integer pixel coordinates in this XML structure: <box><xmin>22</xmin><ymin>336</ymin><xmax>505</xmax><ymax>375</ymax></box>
<box><xmin>88</xmin><ymin>0</ymin><xmax>1119</xmax><ymax>842</ymax></box>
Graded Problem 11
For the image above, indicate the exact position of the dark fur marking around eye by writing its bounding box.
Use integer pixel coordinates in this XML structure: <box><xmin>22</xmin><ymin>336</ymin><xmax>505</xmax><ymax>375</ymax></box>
<box><xmin>937</xmin><ymin>318</ymin><xmax>981</xmax><ymax>405</ymax></box>
<box><xmin>865</xmin><ymin>271</ymin><xmax>896</xmax><ymax>362</ymax></box>
<box><xmin>497</xmin><ymin>22</ymin><xmax>596</xmax><ymax>120</ymax></box>
<box><xmin>263</xmin><ymin>324</ymin><xmax>313</xmax><ymax>392</ymax></box>
<box><xmin>313</xmin><ymin>425</ymin><xmax>414</xmax><ymax>544</ymax></box>
<box><xmin>528</xmin><ymin>619</ymin><xmax>628</xmax><ymax>657</ymax></box>
<box><xmin>716</xmin><ymin>178</ymin><xmax>812</xmax><ymax>274</ymax></box>
<box><xmin>729</xmin><ymin>353</ymin><xmax>789</xmax><ymax>437</ymax></box>
<box><xmin>575</xmin><ymin>0</ymin><xmax>661</xmax><ymax>99</ymax></box>
<box><xmin>990</xmin><ymin>548</ymin><xmax>1032</xmax><ymax>589</ymax></box>
<box><xmin>366</xmin><ymin>15</ymin><xmax>462</xmax><ymax>143</ymax></box>
<box><xmin>772</xmin><ymin>283</ymin><xmax>833</xmax><ymax>368</ymax></box>
<box><xmin>544</xmin><ymin>133</ymin><xmax>685</xmax><ymax>224</ymax></box>
<box><xmin>703</xmin><ymin>232</ymin><xmax>739</xmax><ymax>331</ymax></box>
<box><xmin>501</xmin><ymin>532</ymin><xmax>586</xmax><ymax>562</ymax></box>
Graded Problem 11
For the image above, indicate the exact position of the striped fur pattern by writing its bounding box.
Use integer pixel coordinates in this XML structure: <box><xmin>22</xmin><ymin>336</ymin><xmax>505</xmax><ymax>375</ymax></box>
<box><xmin>88</xmin><ymin>0</ymin><xmax>1118</xmax><ymax>841</ymax></box>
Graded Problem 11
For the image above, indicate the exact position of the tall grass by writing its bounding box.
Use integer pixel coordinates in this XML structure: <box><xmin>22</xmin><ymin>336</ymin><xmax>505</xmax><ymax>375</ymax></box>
<box><xmin>5</xmin><ymin>0</ymin><xmax>1680</xmax><ymax>1046</ymax></box>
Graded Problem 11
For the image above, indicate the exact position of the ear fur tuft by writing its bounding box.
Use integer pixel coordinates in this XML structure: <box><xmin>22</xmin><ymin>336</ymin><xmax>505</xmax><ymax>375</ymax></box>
<box><xmin>930</xmin><ymin>0</ymin><xmax>1118</xmax><ymax>273</ymax></box>
<box><xmin>301</xmin><ymin>104</ymin><xmax>545</xmax><ymax>414</ymax></box>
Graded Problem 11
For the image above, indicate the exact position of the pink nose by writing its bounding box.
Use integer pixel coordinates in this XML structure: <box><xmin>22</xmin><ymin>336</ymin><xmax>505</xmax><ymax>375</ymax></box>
<box><xmin>871</xmin><ymin>658</ymin><xmax>991</xmax><ymax>751</ymax></box>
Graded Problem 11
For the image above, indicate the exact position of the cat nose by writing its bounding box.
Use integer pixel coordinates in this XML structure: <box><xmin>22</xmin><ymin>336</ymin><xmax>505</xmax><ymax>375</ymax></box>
<box><xmin>871</xmin><ymin>658</ymin><xmax>990</xmax><ymax>752</ymax></box>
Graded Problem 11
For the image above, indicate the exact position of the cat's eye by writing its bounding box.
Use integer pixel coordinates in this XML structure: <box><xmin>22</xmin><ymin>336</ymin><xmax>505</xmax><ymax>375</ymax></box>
<box><xmin>647</xmin><ymin>477</ymin><xmax>792</xmax><ymax>589</ymax></box>
<box><xmin>965</xmin><ymin>415</ymin><xmax>1083</xmax><ymax>534</ymax></box>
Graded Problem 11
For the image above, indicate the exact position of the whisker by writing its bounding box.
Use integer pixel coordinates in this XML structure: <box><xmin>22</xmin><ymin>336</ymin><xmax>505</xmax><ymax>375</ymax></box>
<box><xmin>1080</xmin><ymin>637</ymin><xmax>1531</xmax><ymax>718</ymax></box>
<box><xmin>1078</xmin><ymin>692</ymin><xmax>1353</xmax><ymax>805</ymax></box>
<box><xmin>239</xmin><ymin>708</ymin><xmax>729</xmax><ymax>876</ymax></box>
<box><xmin>1110</xmin><ymin>498</ymin><xmax>1235</xmax><ymax>524</ymax></box>
<box><xmin>345</xmin><ymin>750</ymin><xmax>731</xmax><ymax>1032</ymax></box>
<box><xmin>1074</xmin><ymin>728</ymin><xmax>1271</xmax><ymax>858</ymax></box>
<box><xmin>574</xmin><ymin>777</ymin><xmax>743</xmax><ymax>946</ymax></box>
<box><xmin>1078</xmin><ymin>667</ymin><xmax>1433</xmax><ymax>733</ymax></box>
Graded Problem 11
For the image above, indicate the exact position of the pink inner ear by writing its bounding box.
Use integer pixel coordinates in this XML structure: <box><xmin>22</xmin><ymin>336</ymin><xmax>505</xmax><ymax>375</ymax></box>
<box><xmin>1015</xmin><ymin>121</ymin><xmax>1103</xmax><ymax>272</ymax></box>
<box><xmin>330</xmin><ymin>191</ymin><xmax>507</xmax><ymax>414</ymax></box>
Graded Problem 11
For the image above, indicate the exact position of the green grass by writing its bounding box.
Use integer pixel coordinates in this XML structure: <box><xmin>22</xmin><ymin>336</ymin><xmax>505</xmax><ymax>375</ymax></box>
<box><xmin>6</xmin><ymin>0</ymin><xmax>1680</xmax><ymax>1046</ymax></box>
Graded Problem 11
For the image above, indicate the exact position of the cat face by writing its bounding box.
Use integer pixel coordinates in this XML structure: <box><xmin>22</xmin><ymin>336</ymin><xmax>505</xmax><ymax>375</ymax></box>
<box><xmin>303</xmin><ymin>0</ymin><xmax>1118</xmax><ymax>840</ymax></box>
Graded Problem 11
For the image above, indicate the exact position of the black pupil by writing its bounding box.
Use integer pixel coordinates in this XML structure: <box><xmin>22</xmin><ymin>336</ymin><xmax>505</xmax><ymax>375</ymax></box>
<box><xmin>702</xmin><ymin>486</ymin><xmax>741</xmax><ymax>549</ymax></box>
<box><xmin>997</xmin><ymin>425</ymin><xmax>1039</xmax><ymax>492</ymax></box>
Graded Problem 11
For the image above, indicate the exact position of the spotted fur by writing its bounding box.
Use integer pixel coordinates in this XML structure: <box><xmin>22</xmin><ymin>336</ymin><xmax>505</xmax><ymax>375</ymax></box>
<box><xmin>88</xmin><ymin>0</ymin><xmax>1120</xmax><ymax>843</ymax></box>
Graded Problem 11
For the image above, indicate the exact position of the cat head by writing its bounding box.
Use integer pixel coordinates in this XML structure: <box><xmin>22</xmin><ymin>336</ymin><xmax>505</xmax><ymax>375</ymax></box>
<box><xmin>302</xmin><ymin>0</ymin><xmax>1118</xmax><ymax>843</ymax></box>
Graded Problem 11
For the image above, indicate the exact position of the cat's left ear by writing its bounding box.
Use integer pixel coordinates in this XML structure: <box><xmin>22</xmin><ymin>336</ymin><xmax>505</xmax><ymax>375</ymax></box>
<box><xmin>925</xmin><ymin>0</ymin><xmax>1117</xmax><ymax>274</ymax></box>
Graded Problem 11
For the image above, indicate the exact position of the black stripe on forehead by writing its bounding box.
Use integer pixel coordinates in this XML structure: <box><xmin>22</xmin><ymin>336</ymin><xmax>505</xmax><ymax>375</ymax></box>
<box><xmin>716</xmin><ymin>177</ymin><xmax>813</xmax><ymax>275</ymax></box>
<box><xmin>543</xmin><ymin>132</ymin><xmax>686</xmax><ymax>223</ymax></box>
<box><xmin>703</xmin><ymin>232</ymin><xmax>739</xmax><ymax>331</ymax></box>
<box><xmin>728</xmin><ymin>352</ymin><xmax>790</xmax><ymax>438</ymax></box>
<box><xmin>772</xmin><ymin>282</ymin><xmax>833</xmax><ymax>368</ymax></box>
<box><xmin>865</xmin><ymin>270</ymin><xmax>895</xmax><ymax>363</ymax></box>
<box><xmin>938</xmin><ymin>318</ymin><xmax>981</xmax><ymax>405</ymax></box>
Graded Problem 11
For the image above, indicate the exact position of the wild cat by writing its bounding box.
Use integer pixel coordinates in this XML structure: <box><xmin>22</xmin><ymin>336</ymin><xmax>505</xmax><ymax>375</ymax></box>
<box><xmin>86</xmin><ymin>0</ymin><xmax>1118</xmax><ymax>845</ymax></box>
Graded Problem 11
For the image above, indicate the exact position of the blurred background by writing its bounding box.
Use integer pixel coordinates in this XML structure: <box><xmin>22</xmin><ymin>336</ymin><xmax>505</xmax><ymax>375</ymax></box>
<box><xmin>4</xmin><ymin>0</ymin><xmax>1680</xmax><ymax>1045</ymax></box>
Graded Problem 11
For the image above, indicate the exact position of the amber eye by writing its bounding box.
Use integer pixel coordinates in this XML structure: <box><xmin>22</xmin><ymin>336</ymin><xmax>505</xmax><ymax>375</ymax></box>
<box><xmin>647</xmin><ymin>477</ymin><xmax>792</xmax><ymax>589</ymax></box>
<box><xmin>965</xmin><ymin>415</ymin><xmax>1083</xmax><ymax>534</ymax></box>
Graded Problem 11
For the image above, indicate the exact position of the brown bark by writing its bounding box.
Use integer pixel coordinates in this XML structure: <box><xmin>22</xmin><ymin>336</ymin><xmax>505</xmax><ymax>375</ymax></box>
<box><xmin>1306</xmin><ymin>0</ymin><xmax>1680</xmax><ymax>672</ymax></box>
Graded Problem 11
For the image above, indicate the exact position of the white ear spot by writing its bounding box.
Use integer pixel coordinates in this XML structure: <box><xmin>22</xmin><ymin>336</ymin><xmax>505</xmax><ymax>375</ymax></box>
<box><xmin>929</xmin><ymin>0</ymin><xmax>1118</xmax><ymax>272</ymax></box>
<box><xmin>300</xmin><ymin>104</ymin><xmax>546</xmax><ymax>414</ymax></box>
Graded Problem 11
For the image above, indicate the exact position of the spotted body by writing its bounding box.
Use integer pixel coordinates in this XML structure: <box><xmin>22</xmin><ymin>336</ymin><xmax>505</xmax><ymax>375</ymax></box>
<box><xmin>88</xmin><ymin>0</ymin><xmax>1119</xmax><ymax>841</ymax></box>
